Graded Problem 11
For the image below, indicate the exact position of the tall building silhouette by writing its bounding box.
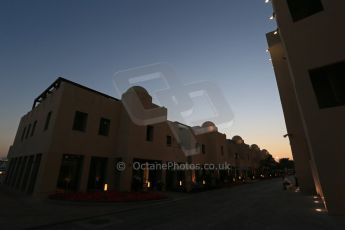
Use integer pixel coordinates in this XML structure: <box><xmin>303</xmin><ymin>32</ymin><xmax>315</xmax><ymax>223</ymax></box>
<box><xmin>267</xmin><ymin>0</ymin><xmax>345</xmax><ymax>215</ymax></box>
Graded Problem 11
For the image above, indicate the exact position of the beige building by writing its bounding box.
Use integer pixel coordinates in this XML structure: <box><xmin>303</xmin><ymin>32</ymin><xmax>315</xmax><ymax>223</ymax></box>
<box><xmin>267</xmin><ymin>0</ymin><xmax>345</xmax><ymax>215</ymax></box>
<box><xmin>6</xmin><ymin>78</ymin><xmax>269</xmax><ymax>197</ymax></box>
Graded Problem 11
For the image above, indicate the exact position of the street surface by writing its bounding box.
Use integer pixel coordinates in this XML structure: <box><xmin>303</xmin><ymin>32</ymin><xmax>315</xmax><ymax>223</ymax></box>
<box><xmin>1</xmin><ymin>178</ymin><xmax>344</xmax><ymax>230</ymax></box>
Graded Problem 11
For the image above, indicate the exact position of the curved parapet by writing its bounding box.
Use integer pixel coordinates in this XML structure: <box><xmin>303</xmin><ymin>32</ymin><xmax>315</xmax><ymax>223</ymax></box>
<box><xmin>121</xmin><ymin>86</ymin><xmax>167</xmax><ymax>126</ymax></box>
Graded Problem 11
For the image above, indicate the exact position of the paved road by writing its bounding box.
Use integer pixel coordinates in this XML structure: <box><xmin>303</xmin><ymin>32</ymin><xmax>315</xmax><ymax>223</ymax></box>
<box><xmin>1</xmin><ymin>179</ymin><xmax>344</xmax><ymax>230</ymax></box>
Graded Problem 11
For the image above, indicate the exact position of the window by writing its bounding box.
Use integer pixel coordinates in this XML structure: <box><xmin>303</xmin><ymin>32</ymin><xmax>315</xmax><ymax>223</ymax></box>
<box><xmin>57</xmin><ymin>154</ymin><xmax>83</xmax><ymax>191</ymax></box>
<box><xmin>11</xmin><ymin>157</ymin><xmax>22</xmax><ymax>187</ymax></box>
<box><xmin>21</xmin><ymin>127</ymin><xmax>26</xmax><ymax>142</ymax></box>
<box><xmin>44</xmin><ymin>111</ymin><xmax>52</xmax><ymax>131</ymax></box>
<box><xmin>15</xmin><ymin>156</ymin><xmax>27</xmax><ymax>189</ymax></box>
<box><xmin>30</xmin><ymin>121</ymin><xmax>37</xmax><ymax>137</ymax></box>
<box><xmin>98</xmin><ymin>118</ymin><xmax>111</xmax><ymax>136</ymax></box>
<box><xmin>21</xmin><ymin>155</ymin><xmax>34</xmax><ymax>191</ymax></box>
<box><xmin>146</xmin><ymin>125</ymin><xmax>154</xmax><ymax>142</ymax></box>
<box><xmin>221</xmin><ymin>146</ymin><xmax>224</xmax><ymax>156</ymax></box>
<box><xmin>87</xmin><ymin>157</ymin><xmax>108</xmax><ymax>190</ymax></box>
<box><xmin>27</xmin><ymin>154</ymin><xmax>42</xmax><ymax>194</ymax></box>
<box><xmin>196</xmin><ymin>143</ymin><xmax>200</xmax><ymax>150</ymax></box>
<box><xmin>309</xmin><ymin>61</ymin><xmax>345</xmax><ymax>109</ymax></box>
<box><xmin>202</xmin><ymin>144</ymin><xmax>206</xmax><ymax>154</ymax></box>
<box><xmin>25</xmin><ymin>124</ymin><xmax>31</xmax><ymax>139</ymax></box>
<box><xmin>72</xmin><ymin>111</ymin><xmax>88</xmax><ymax>132</ymax></box>
<box><xmin>8</xmin><ymin>158</ymin><xmax>19</xmax><ymax>186</ymax></box>
<box><xmin>166</xmin><ymin>135</ymin><xmax>172</xmax><ymax>146</ymax></box>
<box><xmin>287</xmin><ymin>0</ymin><xmax>323</xmax><ymax>22</ymax></box>
<box><xmin>5</xmin><ymin>158</ymin><xmax>16</xmax><ymax>185</ymax></box>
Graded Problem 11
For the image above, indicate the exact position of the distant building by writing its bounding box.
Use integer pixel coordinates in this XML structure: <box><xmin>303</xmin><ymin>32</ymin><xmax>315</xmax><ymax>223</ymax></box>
<box><xmin>267</xmin><ymin>0</ymin><xmax>345</xmax><ymax>215</ymax></box>
<box><xmin>6</xmin><ymin>78</ymin><xmax>268</xmax><ymax>197</ymax></box>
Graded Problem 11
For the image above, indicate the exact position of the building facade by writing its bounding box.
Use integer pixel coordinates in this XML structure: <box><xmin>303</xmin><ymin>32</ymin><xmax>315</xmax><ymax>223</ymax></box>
<box><xmin>6</xmin><ymin>78</ymin><xmax>269</xmax><ymax>197</ymax></box>
<box><xmin>267</xmin><ymin>0</ymin><xmax>345</xmax><ymax>215</ymax></box>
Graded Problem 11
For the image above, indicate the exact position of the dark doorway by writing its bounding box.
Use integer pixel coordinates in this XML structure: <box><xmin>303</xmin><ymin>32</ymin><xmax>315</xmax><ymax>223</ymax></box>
<box><xmin>57</xmin><ymin>154</ymin><xmax>83</xmax><ymax>191</ymax></box>
<box><xmin>131</xmin><ymin>165</ymin><xmax>144</xmax><ymax>191</ymax></box>
<box><xmin>10</xmin><ymin>157</ymin><xmax>22</xmax><ymax>187</ymax></box>
<box><xmin>131</xmin><ymin>159</ymin><xmax>162</xmax><ymax>191</ymax></box>
<box><xmin>15</xmin><ymin>156</ymin><xmax>28</xmax><ymax>189</ymax></box>
<box><xmin>166</xmin><ymin>168</ymin><xmax>176</xmax><ymax>190</ymax></box>
<box><xmin>87</xmin><ymin>157</ymin><xmax>108</xmax><ymax>191</ymax></box>
<box><xmin>27</xmin><ymin>154</ymin><xmax>42</xmax><ymax>194</ymax></box>
<box><xmin>21</xmin><ymin>155</ymin><xmax>34</xmax><ymax>191</ymax></box>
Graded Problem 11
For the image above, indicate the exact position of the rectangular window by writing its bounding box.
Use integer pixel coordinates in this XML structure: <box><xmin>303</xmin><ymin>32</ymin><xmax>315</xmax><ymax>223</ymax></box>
<box><xmin>72</xmin><ymin>111</ymin><xmax>88</xmax><ymax>132</ymax></box>
<box><xmin>11</xmin><ymin>157</ymin><xmax>22</xmax><ymax>187</ymax></box>
<box><xmin>221</xmin><ymin>146</ymin><xmax>224</xmax><ymax>155</ymax></box>
<box><xmin>287</xmin><ymin>0</ymin><xmax>323</xmax><ymax>22</ymax></box>
<box><xmin>202</xmin><ymin>144</ymin><xmax>206</xmax><ymax>154</ymax></box>
<box><xmin>87</xmin><ymin>157</ymin><xmax>108</xmax><ymax>190</ymax></box>
<box><xmin>196</xmin><ymin>143</ymin><xmax>200</xmax><ymax>152</ymax></box>
<box><xmin>166</xmin><ymin>135</ymin><xmax>172</xmax><ymax>146</ymax></box>
<box><xmin>30</xmin><ymin>121</ymin><xmax>37</xmax><ymax>137</ymax></box>
<box><xmin>21</xmin><ymin>155</ymin><xmax>34</xmax><ymax>192</ymax></box>
<box><xmin>15</xmin><ymin>156</ymin><xmax>27</xmax><ymax>189</ymax></box>
<box><xmin>5</xmin><ymin>158</ymin><xmax>15</xmax><ymax>185</ymax></box>
<box><xmin>21</xmin><ymin>127</ymin><xmax>27</xmax><ymax>142</ymax></box>
<box><xmin>146</xmin><ymin>125</ymin><xmax>154</xmax><ymax>142</ymax></box>
<box><xmin>5</xmin><ymin>158</ymin><xmax>16</xmax><ymax>185</ymax></box>
<box><xmin>44</xmin><ymin>111</ymin><xmax>52</xmax><ymax>131</ymax></box>
<box><xmin>57</xmin><ymin>154</ymin><xmax>84</xmax><ymax>191</ymax></box>
<box><xmin>98</xmin><ymin>118</ymin><xmax>111</xmax><ymax>136</ymax></box>
<box><xmin>309</xmin><ymin>61</ymin><xmax>345</xmax><ymax>109</ymax></box>
<box><xmin>27</xmin><ymin>154</ymin><xmax>42</xmax><ymax>194</ymax></box>
<box><xmin>25</xmin><ymin>124</ymin><xmax>31</xmax><ymax>139</ymax></box>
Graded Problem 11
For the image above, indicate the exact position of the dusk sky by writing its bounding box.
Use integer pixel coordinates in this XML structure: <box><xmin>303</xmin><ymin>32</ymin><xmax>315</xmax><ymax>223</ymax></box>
<box><xmin>0</xmin><ymin>0</ymin><xmax>291</xmax><ymax>159</ymax></box>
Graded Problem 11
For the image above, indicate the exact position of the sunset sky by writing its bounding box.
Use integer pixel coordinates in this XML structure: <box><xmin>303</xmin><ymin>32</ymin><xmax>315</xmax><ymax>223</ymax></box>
<box><xmin>0</xmin><ymin>0</ymin><xmax>292</xmax><ymax>160</ymax></box>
